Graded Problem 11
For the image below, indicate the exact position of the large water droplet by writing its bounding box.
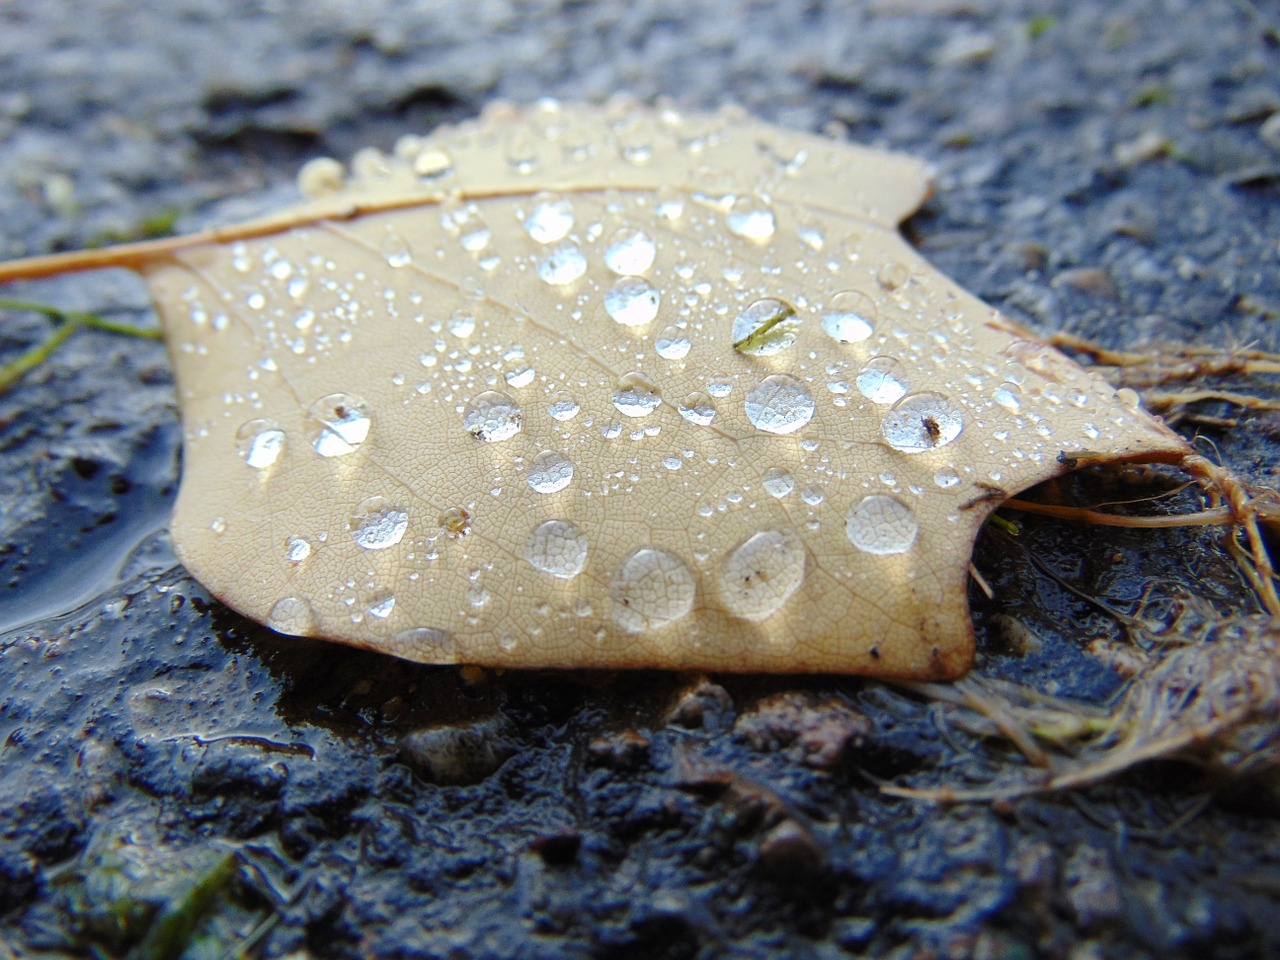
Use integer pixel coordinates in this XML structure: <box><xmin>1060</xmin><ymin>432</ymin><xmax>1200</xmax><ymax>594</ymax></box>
<box><xmin>717</xmin><ymin>529</ymin><xmax>807</xmax><ymax>622</ymax></box>
<box><xmin>655</xmin><ymin>325</ymin><xmax>691</xmax><ymax>360</ymax></box>
<box><xmin>392</xmin><ymin>626</ymin><xmax>458</xmax><ymax>662</ymax></box>
<box><xmin>821</xmin><ymin>290</ymin><xmax>876</xmax><ymax>343</ymax></box>
<box><xmin>605</xmin><ymin>276</ymin><xmax>661</xmax><ymax>326</ymax></box>
<box><xmin>351</xmin><ymin>497</ymin><xmax>409</xmax><ymax>550</ymax></box>
<box><xmin>236</xmin><ymin>419</ymin><xmax>286</xmax><ymax>469</ymax></box>
<box><xmin>524</xmin><ymin>193</ymin><xmax>575</xmax><ymax>243</ymax></box>
<box><xmin>548</xmin><ymin>394</ymin><xmax>581</xmax><ymax>421</ymax></box>
<box><xmin>856</xmin><ymin>357</ymin><xmax>908</xmax><ymax>405</ymax></box>
<box><xmin>307</xmin><ymin>394</ymin><xmax>371</xmax><ymax>457</ymax></box>
<box><xmin>537</xmin><ymin>242</ymin><xmax>588</xmax><ymax>285</ymax></box>
<box><xmin>464</xmin><ymin>390</ymin><xmax>523</xmax><ymax>442</ymax></box>
<box><xmin>678</xmin><ymin>391</ymin><xmax>716</xmax><ymax>426</ymax></box>
<box><xmin>745</xmin><ymin>374</ymin><xmax>815</xmax><ymax>435</ymax></box>
<box><xmin>613</xmin><ymin>372</ymin><xmax>662</xmax><ymax>417</ymax></box>
<box><xmin>846</xmin><ymin>495</ymin><xmax>918</xmax><ymax>555</ymax></box>
<box><xmin>610</xmin><ymin>547</ymin><xmax>697</xmax><ymax>634</ymax></box>
<box><xmin>604</xmin><ymin>227</ymin><xmax>657</xmax><ymax>274</ymax></box>
<box><xmin>528</xmin><ymin>450</ymin><xmax>575</xmax><ymax>494</ymax></box>
<box><xmin>268</xmin><ymin>596</ymin><xmax>317</xmax><ymax>636</ymax></box>
<box><xmin>526</xmin><ymin>519</ymin><xmax>589</xmax><ymax>579</ymax></box>
<box><xmin>762</xmin><ymin>467</ymin><xmax>795</xmax><ymax>498</ymax></box>
<box><xmin>726</xmin><ymin>195</ymin><xmax>777</xmax><ymax>241</ymax></box>
<box><xmin>732</xmin><ymin>297</ymin><xmax>798</xmax><ymax>355</ymax></box>
<box><xmin>881</xmin><ymin>393</ymin><xmax>965</xmax><ymax>453</ymax></box>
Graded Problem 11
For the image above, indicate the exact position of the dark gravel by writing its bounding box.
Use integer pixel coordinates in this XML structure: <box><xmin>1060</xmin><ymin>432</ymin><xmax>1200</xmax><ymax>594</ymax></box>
<box><xmin>2</xmin><ymin>1</ymin><xmax>1279</xmax><ymax>958</ymax></box>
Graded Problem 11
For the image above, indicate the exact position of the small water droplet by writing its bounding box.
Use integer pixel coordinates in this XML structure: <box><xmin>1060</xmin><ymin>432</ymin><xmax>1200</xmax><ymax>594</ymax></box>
<box><xmin>526</xmin><ymin>519</ymin><xmax>589</xmax><ymax>579</ymax></box>
<box><xmin>528</xmin><ymin>450</ymin><xmax>575</xmax><ymax>493</ymax></box>
<box><xmin>610</xmin><ymin>547</ymin><xmax>697</xmax><ymax>633</ymax></box>
<box><xmin>448</xmin><ymin>310</ymin><xmax>477</xmax><ymax>338</ymax></box>
<box><xmin>381</xmin><ymin>231</ymin><xmax>412</xmax><ymax>268</ymax></box>
<box><xmin>350</xmin><ymin>497</ymin><xmax>409</xmax><ymax>550</ymax></box>
<box><xmin>236</xmin><ymin>419</ymin><xmax>286</xmax><ymax>469</ymax></box>
<box><xmin>856</xmin><ymin>357</ymin><xmax>909</xmax><ymax>404</ymax></box>
<box><xmin>655</xmin><ymin>325</ymin><xmax>691</xmax><ymax>360</ymax></box>
<box><xmin>605</xmin><ymin>276</ymin><xmax>661</xmax><ymax>327</ymax></box>
<box><xmin>732</xmin><ymin>297</ymin><xmax>798</xmax><ymax>355</ymax></box>
<box><xmin>745</xmin><ymin>374</ymin><xmax>815</xmax><ymax>435</ymax></box>
<box><xmin>367</xmin><ymin>594</ymin><xmax>397</xmax><ymax>620</ymax></box>
<box><xmin>613</xmin><ymin>372</ymin><xmax>662</xmax><ymax>417</ymax></box>
<box><xmin>505</xmin><ymin>366</ymin><xmax>536</xmax><ymax>388</ymax></box>
<box><xmin>504</xmin><ymin>130</ymin><xmax>538</xmax><ymax>173</ymax></box>
<box><xmin>537</xmin><ymin>242</ymin><xmax>588</xmax><ymax>285</ymax></box>
<box><xmin>717</xmin><ymin>529</ymin><xmax>807</xmax><ymax>622</ymax></box>
<box><xmin>822</xmin><ymin>290</ymin><xmax>877</xmax><ymax>343</ymax></box>
<box><xmin>707</xmin><ymin>377</ymin><xmax>733</xmax><ymax>399</ymax></box>
<box><xmin>846</xmin><ymin>495</ymin><xmax>918</xmax><ymax>555</ymax></box>
<box><xmin>762</xmin><ymin>467</ymin><xmax>795</xmax><ymax>498</ymax></box>
<box><xmin>268</xmin><ymin>596</ymin><xmax>317</xmax><ymax>636</ymax></box>
<box><xmin>413</xmin><ymin>146</ymin><xmax>453</xmax><ymax>180</ymax></box>
<box><xmin>877</xmin><ymin>261</ymin><xmax>911</xmax><ymax>291</ymax></box>
<box><xmin>285</xmin><ymin>535</ymin><xmax>312</xmax><ymax>564</ymax></box>
<box><xmin>993</xmin><ymin>382</ymin><xmax>1022</xmax><ymax>411</ymax></box>
<box><xmin>548</xmin><ymin>394</ymin><xmax>581</xmax><ymax>421</ymax></box>
<box><xmin>524</xmin><ymin>193</ymin><xmax>575</xmax><ymax>243</ymax></box>
<box><xmin>307</xmin><ymin>394</ymin><xmax>371</xmax><ymax>457</ymax></box>
<box><xmin>881</xmin><ymin>392</ymin><xmax>965</xmax><ymax>453</ymax></box>
<box><xmin>392</xmin><ymin>626</ymin><xmax>458</xmax><ymax>661</ymax></box>
<box><xmin>441</xmin><ymin>506</ymin><xmax>472</xmax><ymax>538</ymax></box>
<box><xmin>677</xmin><ymin>391</ymin><xmax>716</xmax><ymax>426</ymax></box>
<box><xmin>726</xmin><ymin>195</ymin><xmax>777</xmax><ymax>241</ymax></box>
<box><xmin>604</xmin><ymin>226</ymin><xmax>657</xmax><ymax>274</ymax></box>
<box><xmin>934</xmin><ymin>470</ymin><xmax>961</xmax><ymax>489</ymax></box>
<box><xmin>463</xmin><ymin>390</ymin><xmax>523</xmax><ymax>442</ymax></box>
<box><xmin>209</xmin><ymin>517</ymin><xmax>227</xmax><ymax>535</ymax></box>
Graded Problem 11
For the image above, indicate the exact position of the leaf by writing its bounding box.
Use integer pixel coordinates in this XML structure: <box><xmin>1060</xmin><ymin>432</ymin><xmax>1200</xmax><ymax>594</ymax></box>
<box><xmin>0</xmin><ymin>101</ymin><xmax>1189</xmax><ymax>678</ymax></box>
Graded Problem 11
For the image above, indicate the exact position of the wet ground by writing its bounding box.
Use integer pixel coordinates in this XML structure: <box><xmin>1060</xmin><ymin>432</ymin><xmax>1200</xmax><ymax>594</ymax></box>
<box><xmin>2</xmin><ymin>1</ymin><xmax>1279</xmax><ymax>957</ymax></box>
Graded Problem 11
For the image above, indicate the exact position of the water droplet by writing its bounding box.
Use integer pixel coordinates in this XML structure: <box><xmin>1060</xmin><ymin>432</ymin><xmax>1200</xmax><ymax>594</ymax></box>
<box><xmin>285</xmin><ymin>535</ymin><xmax>312</xmax><ymax>564</ymax></box>
<box><xmin>655</xmin><ymin>325</ymin><xmax>691</xmax><ymax>360</ymax></box>
<box><xmin>209</xmin><ymin>517</ymin><xmax>227</xmax><ymax>535</ymax></box>
<box><xmin>548</xmin><ymin>394</ymin><xmax>581</xmax><ymax>421</ymax></box>
<box><xmin>441</xmin><ymin>506</ymin><xmax>472</xmax><ymax>538</ymax></box>
<box><xmin>505</xmin><ymin>366</ymin><xmax>536</xmax><ymax>388</ymax></box>
<box><xmin>934</xmin><ymin>470</ymin><xmax>961</xmax><ymax>489</ymax></box>
<box><xmin>821</xmin><ymin>290</ymin><xmax>876</xmax><ymax>343</ymax></box>
<box><xmin>528</xmin><ymin>451</ymin><xmax>575</xmax><ymax>494</ymax></box>
<box><xmin>413</xmin><ymin>146</ymin><xmax>453</xmax><ymax>180</ymax></box>
<box><xmin>610</xmin><ymin>547</ymin><xmax>697</xmax><ymax>633</ymax></box>
<box><xmin>236</xmin><ymin>419</ymin><xmax>286</xmax><ymax>469</ymax></box>
<box><xmin>537</xmin><ymin>242</ymin><xmax>588</xmax><ymax>285</ymax></box>
<box><xmin>726</xmin><ymin>195</ymin><xmax>777</xmax><ymax>241</ymax></box>
<box><xmin>605</xmin><ymin>276</ymin><xmax>661</xmax><ymax>326</ymax></box>
<box><xmin>678</xmin><ymin>391</ymin><xmax>716</xmax><ymax>426</ymax></box>
<box><xmin>381</xmin><ymin>231</ymin><xmax>412</xmax><ymax>268</ymax></box>
<box><xmin>993</xmin><ymin>382</ymin><xmax>1022</xmax><ymax>411</ymax></box>
<box><xmin>351</xmin><ymin>497</ymin><xmax>409</xmax><ymax>551</ymax></box>
<box><xmin>732</xmin><ymin>297</ymin><xmax>798</xmax><ymax>355</ymax></box>
<box><xmin>881</xmin><ymin>392</ymin><xmax>965</xmax><ymax>453</ymax></box>
<box><xmin>604</xmin><ymin>226</ymin><xmax>657</xmax><ymax>275</ymax></box>
<box><xmin>717</xmin><ymin>529</ymin><xmax>807</xmax><ymax>622</ymax></box>
<box><xmin>448</xmin><ymin>310</ymin><xmax>477</xmax><ymax>338</ymax></box>
<box><xmin>856</xmin><ymin>357</ymin><xmax>909</xmax><ymax>404</ymax></box>
<box><xmin>464</xmin><ymin>390</ymin><xmax>523</xmax><ymax>442</ymax></box>
<box><xmin>846</xmin><ymin>495</ymin><xmax>918</xmax><ymax>555</ymax></box>
<box><xmin>504</xmin><ymin>130</ymin><xmax>538</xmax><ymax>173</ymax></box>
<box><xmin>745</xmin><ymin>374</ymin><xmax>815</xmax><ymax>435</ymax></box>
<box><xmin>762</xmin><ymin>467</ymin><xmax>795</xmax><ymax>498</ymax></box>
<box><xmin>526</xmin><ymin>519</ymin><xmax>589</xmax><ymax>579</ymax></box>
<box><xmin>613</xmin><ymin>372</ymin><xmax>662</xmax><ymax>417</ymax></box>
<box><xmin>392</xmin><ymin>626</ymin><xmax>458</xmax><ymax>661</ymax></box>
<box><xmin>524</xmin><ymin>193</ymin><xmax>575</xmax><ymax>243</ymax></box>
<box><xmin>367</xmin><ymin>595</ymin><xmax>397</xmax><ymax>620</ymax></box>
<box><xmin>307</xmin><ymin>394</ymin><xmax>371</xmax><ymax>457</ymax></box>
<box><xmin>268</xmin><ymin>596</ymin><xmax>317</xmax><ymax>636</ymax></box>
<box><xmin>877</xmin><ymin>261</ymin><xmax>911</xmax><ymax>291</ymax></box>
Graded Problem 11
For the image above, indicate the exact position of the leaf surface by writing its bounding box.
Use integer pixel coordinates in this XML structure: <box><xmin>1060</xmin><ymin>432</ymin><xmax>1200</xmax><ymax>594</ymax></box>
<box><xmin>0</xmin><ymin>102</ymin><xmax>1189</xmax><ymax>677</ymax></box>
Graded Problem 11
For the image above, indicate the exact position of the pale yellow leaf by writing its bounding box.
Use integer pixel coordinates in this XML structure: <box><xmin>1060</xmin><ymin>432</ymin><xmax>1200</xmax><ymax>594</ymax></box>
<box><xmin>0</xmin><ymin>101</ymin><xmax>1189</xmax><ymax>678</ymax></box>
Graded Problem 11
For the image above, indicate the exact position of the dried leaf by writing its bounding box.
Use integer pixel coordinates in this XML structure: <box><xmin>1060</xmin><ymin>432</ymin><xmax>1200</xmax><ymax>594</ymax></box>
<box><xmin>0</xmin><ymin>102</ymin><xmax>1189</xmax><ymax>677</ymax></box>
